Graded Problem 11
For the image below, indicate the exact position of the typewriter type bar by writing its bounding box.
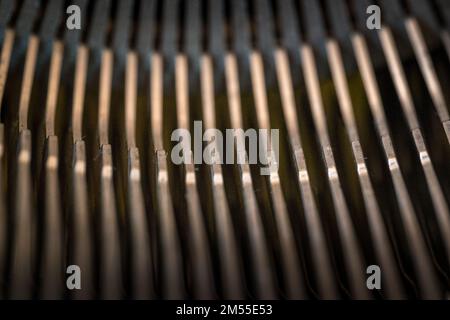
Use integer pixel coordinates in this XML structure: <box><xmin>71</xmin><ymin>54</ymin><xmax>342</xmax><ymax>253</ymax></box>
<box><xmin>0</xmin><ymin>0</ymin><xmax>448</xmax><ymax>300</ymax></box>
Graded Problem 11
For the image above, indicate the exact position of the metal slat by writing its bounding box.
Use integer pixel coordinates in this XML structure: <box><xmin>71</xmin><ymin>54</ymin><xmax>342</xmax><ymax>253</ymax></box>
<box><xmin>226</xmin><ymin>52</ymin><xmax>280</xmax><ymax>299</ymax></box>
<box><xmin>98</xmin><ymin>50</ymin><xmax>123</xmax><ymax>299</ymax></box>
<box><xmin>175</xmin><ymin>54</ymin><xmax>215</xmax><ymax>299</ymax></box>
<box><xmin>0</xmin><ymin>0</ymin><xmax>449</xmax><ymax>300</ymax></box>
<box><xmin>10</xmin><ymin>33</ymin><xmax>39</xmax><ymax>299</ymax></box>
<box><xmin>406</xmin><ymin>0</ymin><xmax>440</xmax><ymax>38</ymax></box>
<box><xmin>18</xmin><ymin>35</ymin><xmax>39</xmax><ymax>131</ymax></box>
<box><xmin>0</xmin><ymin>123</ymin><xmax>5</xmax><ymax>298</ymax></box>
<box><xmin>154</xmin><ymin>149</ymin><xmax>185</xmax><ymax>298</ymax></box>
<box><xmin>40</xmin><ymin>136</ymin><xmax>63</xmax><ymax>299</ymax></box>
<box><xmin>404</xmin><ymin>17</ymin><xmax>450</xmax><ymax>144</ymax></box>
<box><xmin>40</xmin><ymin>41</ymin><xmax>64</xmax><ymax>299</ymax></box>
<box><xmin>324</xmin><ymin>0</ymin><xmax>355</xmax><ymax>71</ymax></box>
<box><xmin>128</xmin><ymin>147</ymin><xmax>155</xmax><ymax>298</ymax></box>
<box><xmin>150</xmin><ymin>53</ymin><xmax>185</xmax><ymax>299</ymax></box>
<box><xmin>99</xmin><ymin>144</ymin><xmax>123</xmax><ymax>299</ymax></box>
<box><xmin>71</xmin><ymin>46</ymin><xmax>88</xmax><ymax>143</ymax></box>
<box><xmin>201</xmin><ymin>54</ymin><xmax>244</xmax><ymax>299</ymax></box>
<box><xmin>301</xmin><ymin>44</ymin><xmax>370</xmax><ymax>299</ymax></box>
<box><xmin>125</xmin><ymin>52</ymin><xmax>154</xmax><ymax>299</ymax></box>
<box><xmin>98</xmin><ymin>50</ymin><xmax>112</xmax><ymax>147</ymax></box>
<box><xmin>378</xmin><ymin>26</ymin><xmax>450</xmax><ymax>269</ymax></box>
<box><xmin>352</xmin><ymin>33</ymin><xmax>441</xmax><ymax>299</ymax></box>
<box><xmin>249</xmin><ymin>51</ymin><xmax>306</xmax><ymax>299</ymax></box>
<box><xmin>70</xmin><ymin>46</ymin><xmax>94</xmax><ymax>300</ymax></box>
<box><xmin>0</xmin><ymin>23</ymin><xmax>16</xmax><ymax>298</ymax></box>
<box><xmin>10</xmin><ymin>130</ymin><xmax>34</xmax><ymax>299</ymax></box>
<box><xmin>326</xmin><ymin>38</ymin><xmax>405</xmax><ymax>299</ymax></box>
<box><xmin>0</xmin><ymin>29</ymin><xmax>14</xmax><ymax>113</ymax></box>
<box><xmin>45</xmin><ymin>41</ymin><xmax>63</xmax><ymax>138</ymax></box>
<box><xmin>274</xmin><ymin>48</ymin><xmax>337</xmax><ymax>299</ymax></box>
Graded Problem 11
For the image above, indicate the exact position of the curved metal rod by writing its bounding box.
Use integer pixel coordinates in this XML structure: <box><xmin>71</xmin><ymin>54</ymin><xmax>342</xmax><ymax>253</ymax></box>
<box><xmin>151</xmin><ymin>52</ymin><xmax>185</xmax><ymax>299</ymax></box>
<box><xmin>18</xmin><ymin>35</ymin><xmax>39</xmax><ymax>132</ymax></box>
<box><xmin>0</xmin><ymin>29</ymin><xmax>14</xmax><ymax>113</ymax></box>
<box><xmin>405</xmin><ymin>17</ymin><xmax>450</xmax><ymax>144</ymax></box>
<box><xmin>98</xmin><ymin>49</ymin><xmax>123</xmax><ymax>299</ymax></box>
<box><xmin>10</xmin><ymin>130</ymin><xmax>34</xmax><ymax>299</ymax></box>
<box><xmin>39</xmin><ymin>40</ymin><xmax>65</xmax><ymax>298</ymax></box>
<box><xmin>249</xmin><ymin>51</ymin><xmax>307</xmax><ymax>298</ymax></box>
<box><xmin>225</xmin><ymin>52</ymin><xmax>279</xmax><ymax>299</ymax></box>
<box><xmin>201</xmin><ymin>54</ymin><xmax>244</xmax><ymax>299</ymax></box>
<box><xmin>175</xmin><ymin>54</ymin><xmax>215</xmax><ymax>299</ymax></box>
<box><xmin>326</xmin><ymin>39</ymin><xmax>405</xmax><ymax>299</ymax></box>
<box><xmin>10</xmin><ymin>33</ymin><xmax>38</xmax><ymax>299</ymax></box>
<box><xmin>0</xmin><ymin>28</ymin><xmax>14</xmax><ymax>299</ymax></box>
<box><xmin>273</xmin><ymin>48</ymin><xmax>338</xmax><ymax>299</ymax></box>
<box><xmin>352</xmin><ymin>32</ymin><xmax>441</xmax><ymax>299</ymax></box>
<box><xmin>379</xmin><ymin>26</ymin><xmax>450</xmax><ymax>272</ymax></box>
<box><xmin>70</xmin><ymin>47</ymin><xmax>94</xmax><ymax>299</ymax></box>
<box><xmin>301</xmin><ymin>44</ymin><xmax>370</xmax><ymax>299</ymax></box>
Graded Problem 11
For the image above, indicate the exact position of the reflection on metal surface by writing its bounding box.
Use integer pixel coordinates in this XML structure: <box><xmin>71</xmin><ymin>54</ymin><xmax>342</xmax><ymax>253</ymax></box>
<box><xmin>0</xmin><ymin>0</ymin><xmax>449</xmax><ymax>300</ymax></box>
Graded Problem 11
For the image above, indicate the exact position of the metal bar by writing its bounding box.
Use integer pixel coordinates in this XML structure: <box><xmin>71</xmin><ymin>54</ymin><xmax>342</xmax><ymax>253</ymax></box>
<box><xmin>69</xmin><ymin>44</ymin><xmax>93</xmax><ymax>299</ymax></box>
<box><xmin>125</xmin><ymin>52</ymin><xmax>154</xmax><ymax>298</ymax></box>
<box><xmin>40</xmin><ymin>136</ymin><xmax>63</xmax><ymax>299</ymax></box>
<box><xmin>71</xmin><ymin>140</ymin><xmax>94</xmax><ymax>299</ymax></box>
<box><xmin>39</xmin><ymin>33</ymin><xmax>65</xmax><ymax>300</ymax></box>
<box><xmin>10</xmin><ymin>130</ymin><xmax>34</xmax><ymax>299</ymax></box>
<box><xmin>175</xmin><ymin>53</ymin><xmax>215</xmax><ymax>299</ymax></box>
<box><xmin>154</xmin><ymin>149</ymin><xmax>185</xmax><ymax>299</ymax></box>
<box><xmin>352</xmin><ymin>32</ymin><xmax>441</xmax><ymax>299</ymax></box>
<box><xmin>379</xmin><ymin>25</ymin><xmax>450</xmax><ymax>268</ymax></box>
<box><xmin>0</xmin><ymin>32</ymin><xmax>13</xmax><ymax>286</ymax></box>
<box><xmin>151</xmin><ymin>52</ymin><xmax>185</xmax><ymax>299</ymax></box>
<box><xmin>71</xmin><ymin>45</ymin><xmax>89</xmax><ymax>142</ymax></box>
<box><xmin>151</xmin><ymin>53</ymin><xmax>164</xmax><ymax>151</ymax></box>
<box><xmin>201</xmin><ymin>54</ymin><xmax>244</xmax><ymax>299</ymax></box>
<box><xmin>274</xmin><ymin>48</ymin><xmax>338</xmax><ymax>299</ymax></box>
<box><xmin>0</xmin><ymin>29</ymin><xmax>14</xmax><ymax>112</ymax></box>
<box><xmin>99</xmin><ymin>144</ymin><xmax>123</xmax><ymax>299</ymax></box>
<box><xmin>126</xmin><ymin>52</ymin><xmax>138</xmax><ymax>148</ymax></box>
<box><xmin>128</xmin><ymin>147</ymin><xmax>155</xmax><ymax>298</ymax></box>
<box><xmin>185</xmin><ymin>159</ymin><xmax>216</xmax><ymax>299</ymax></box>
<box><xmin>405</xmin><ymin>17</ymin><xmax>450</xmax><ymax>144</ymax></box>
<box><xmin>45</xmin><ymin>41</ymin><xmax>63</xmax><ymax>137</ymax></box>
<box><xmin>326</xmin><ymin>38</ymin><xmax>405</xmax><ymax>299</ymax></box>
<box><xmin>98</xmin><ymin>49</ymin><xmax>113</xmax><ymax>146</ymax></box>
<box><xmin>98</xmin><ymin>49</ymin><xmax>122</xmax><ymax>299</ymax></box>
<box><xmin>226</xmin><ymin>52</ymin><xmax>278</xmax><ymax>299</ymax></box>
<box><xmin>249</xmin><ymin>51</ymin><xmax>306</xmax><ymax>299</ymax></box>
<box><xmin>18</xmin><ymin>35</ymin><xmax>39</xmax><ymax>131</ymax></box>
<box><xmin>301</xmin><ymin>44</ymin><xmax>370</xmax><ymax>299</ymax></box>
<box><xmin>0</xmin><ymin>124</ymin><xmax>4</xmax><ymax>299</ymax></box>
